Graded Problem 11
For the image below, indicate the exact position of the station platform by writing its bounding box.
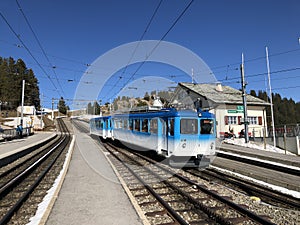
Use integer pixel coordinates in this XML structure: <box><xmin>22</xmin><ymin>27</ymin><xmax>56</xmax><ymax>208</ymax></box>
<box><xmin>217</xmin><ymin>140</ymin><xmax>300</xmax><ymax>168</ymax></box>
<box><xmin>40</xmin><ymin>122</ymin><xmax>145</xmax><ymax>225</ymax></box>
<box><xmin>0</xmin><ymin>132</ymin><xmax>56</xmax><ymax>160</ymax></box>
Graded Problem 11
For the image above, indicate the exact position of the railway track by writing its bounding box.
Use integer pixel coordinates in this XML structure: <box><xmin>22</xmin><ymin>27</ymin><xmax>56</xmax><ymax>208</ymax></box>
<box><xmin>185</xmin><ymin>167</ymin><xmax>300</xmax><ymax>210</ymax></box>
<box><xmin>0</xmin><ymin>118</ymin><xmax>71</xmax><ymax>225</ymax></box>
<box><xmin>103</xmin><ymin>141</ymin><xmax>276</xmax><ymax>225</ymax></box>
<box><xmin>216</xmin><ymin>152</ymin><xmax>300</xmax><ymax>177</ymax></box>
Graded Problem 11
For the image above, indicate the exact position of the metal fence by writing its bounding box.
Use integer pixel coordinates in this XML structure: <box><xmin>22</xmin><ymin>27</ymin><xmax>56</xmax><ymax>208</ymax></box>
<box><xmin>268</xmin><ymin>124</ymin><xmax>300</xmax><ymax>137</ymax></box>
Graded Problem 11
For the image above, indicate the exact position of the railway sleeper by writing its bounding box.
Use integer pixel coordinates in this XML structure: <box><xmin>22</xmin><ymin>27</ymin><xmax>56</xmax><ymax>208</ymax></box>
<box><xmin>145</xmin><ymin>209</ymin><xmax>168</xmax><ymax>216</ymax></box>
<box><xmin>139</xmin><ymin>201</ymin><xmax>159</xmax><ymax>207</ymax></box>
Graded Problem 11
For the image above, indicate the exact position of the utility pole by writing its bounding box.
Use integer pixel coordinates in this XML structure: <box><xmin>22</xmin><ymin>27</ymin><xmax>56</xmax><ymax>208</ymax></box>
<box><xmin>21</xmin><ymin>80</ymin><xmax>25</xmax><ymax>127</ymax></box>
<box><xmin>240</xmin><ymin>54</ymin><xmax>249</xmax><ymax>143</ymax></box>
<box><xmin>51</xmin><ymin>98</ymin><xmax>54</xmax><ymax>120</ymax></box>
<box><xmin>191</xmin><ymin>68</ymin><xmax>194</xmax><ymax>84</ymax></box>
<box><xmin>266</xmin><ymin>47</ymin><xmax>276</xmax><ymax>147</ymax></box>
<box><xmin>40</xmin><ymin>93</ymin><xmax>44</xmax><ymax>130</ymax></box>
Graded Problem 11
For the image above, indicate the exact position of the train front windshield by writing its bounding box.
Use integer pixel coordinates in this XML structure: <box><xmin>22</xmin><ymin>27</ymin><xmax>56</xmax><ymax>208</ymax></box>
<box><xmin>200</xmin><ymin>119</ymin><xmax>214</xmax><ymax>134</ymax></box>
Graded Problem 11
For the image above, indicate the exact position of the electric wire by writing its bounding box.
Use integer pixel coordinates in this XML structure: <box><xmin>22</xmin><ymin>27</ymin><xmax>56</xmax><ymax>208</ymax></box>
<box><xmin>0</xmin><ymin>11</ymin><xmax>62</xmax><ymax>97</ymax></box>
<box><xmin>1</xmin><ymin>36</ymin><xmax>299</xmax><ymax>87</ymax></box>
<box><xmin>15</xmin><ymin>0</ymin><xmax>65</xmax><ymax>97</ymax></box>
<box><xmin>106</xmin><ymin>0</ymin><xmax>195</xmax><ymax>101</ymax></box>
<box><xmin>102</xmin><ymin>0</ymin><xmax>164</xmax><ymax>98</ymax></box>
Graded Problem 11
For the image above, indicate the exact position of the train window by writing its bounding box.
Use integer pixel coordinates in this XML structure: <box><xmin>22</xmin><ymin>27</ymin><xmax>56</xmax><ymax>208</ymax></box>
<box><xmin>105</xmin><ymin>120</ymin><xmax>108</xmax><ymax>129</ymax></box>
<box><xmin>142</xmin><ymin>119</ymin><xmax>149</xmax><ymax>133</ymax></box>
<box><xmin>169</xmin><ymin>118</ymin><xmax>174</xmax><ymax>136</ymax></box>
<box><xmin>123</xmin><ymin>119</ymin><xmax>128</xmax><ymax>129</ymax></box>
<box><xmin>180</xmin><ymin>119</ymin><xmax>198</xmax><ymax>134</ymax></box>
<box><xmin>150</xmin><ymin>119</ymin><xmax>158</xmax><ymax>134</ymax></box>
<box><xmin>129</xmin><ymin>119</ymin><xmax>133</xmax><ymax>130</ymax></box>
<box><xmin>200</xmin><ymin>119</ymin><xmax>214</xmax><ymax>134</ymax></box>
<box><xmin>114</xmin><ymin>119</ymin><xmax>122</xmax><ymax>129</ymax></box>
<box><xmin>134</xmin><ymin>119</ymin><xmax>140</xmax><ymax>131</ymax></box>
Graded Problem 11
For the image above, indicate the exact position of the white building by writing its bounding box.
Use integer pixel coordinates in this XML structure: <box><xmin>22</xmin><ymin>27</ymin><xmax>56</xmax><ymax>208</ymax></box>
<box><xmin>171</xmin><ymin>82</ymin><xmax>269</xmax><ymax>138</ymax></box>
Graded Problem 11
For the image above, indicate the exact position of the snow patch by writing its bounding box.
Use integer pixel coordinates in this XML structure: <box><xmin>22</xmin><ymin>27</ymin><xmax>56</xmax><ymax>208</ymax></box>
<box><xmin>223</xmin><ymin>138</ymin><xmax>295</xmax><ymax>155</ymax></box>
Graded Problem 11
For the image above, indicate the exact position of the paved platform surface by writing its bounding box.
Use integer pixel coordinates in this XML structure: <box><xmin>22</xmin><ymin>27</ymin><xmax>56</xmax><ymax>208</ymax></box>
<box><xmin>0</xmin><ymin>132</ymin><xmax>56</xmax><ymax>160</ymax></box>
<box><xmin>217</xmin><ymin>141</ymin><xmax>300</xmax><ymax>167</ymax></box>
<box><xmin>44</xmin><ymin>124</ymin><xmax>143</xmax><ymax>225</ymax></box>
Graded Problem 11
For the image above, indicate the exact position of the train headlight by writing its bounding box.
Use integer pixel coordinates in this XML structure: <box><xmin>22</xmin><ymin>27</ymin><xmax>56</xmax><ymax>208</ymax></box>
<box><xmin>198</xmin><ymin>112</ymin><xmax>202</xmax><ymax>117</ymax></box>
<box><xmin>182</xmin><ymin>143</ymin><xmax>186</xmax><ymax>148</ymax></box>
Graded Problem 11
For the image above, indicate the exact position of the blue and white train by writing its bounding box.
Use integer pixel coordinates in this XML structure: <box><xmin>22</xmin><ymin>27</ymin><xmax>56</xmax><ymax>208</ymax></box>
<box><xmin>90</xmin><ymin>108</ymin><xmax>216</xmax><ymax>168</ymax></box>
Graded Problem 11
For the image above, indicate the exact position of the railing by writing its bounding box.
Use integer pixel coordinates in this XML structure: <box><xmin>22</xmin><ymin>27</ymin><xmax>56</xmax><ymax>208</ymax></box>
<box><xmin>268</xmin><ymin>124</ymin><xmax>300</xmax><ymax>137</ymax></box>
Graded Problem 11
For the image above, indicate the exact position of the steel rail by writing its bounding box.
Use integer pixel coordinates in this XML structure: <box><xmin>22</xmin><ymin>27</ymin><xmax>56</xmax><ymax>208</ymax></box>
<box><xmin>105</xmin><ymin>143</ymin><xmax>189</xmax><ymax>225</ymax></box>
<box><xmin>204</xmin><ymin>168</ymin><xmax>300</xmax><ymax>209</ymax></box>
<box><xmin>0</xmin><ymin>118</ymin><xmax>70</xmax><ymax>224</ymax></box>
<box><xmin>109</xmin><ymin>143</ymin><xmax>276</xmax><ymax>225</ymax></box>
<box><xmin>217</xmin><ymin>152</ymin><xmax>300</xmax><ymax>176</ymax></box>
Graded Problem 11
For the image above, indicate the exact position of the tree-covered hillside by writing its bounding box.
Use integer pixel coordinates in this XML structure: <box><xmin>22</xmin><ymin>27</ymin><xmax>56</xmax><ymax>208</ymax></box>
<box><xmin>0</xmin><ymin>57</ymin><xmax>40</xmax><ymax>110</ymax></box>
<box><xmin>250</xmin><ymin>90</ymin><xmax>300</xmax><ymax>126</ymax></box>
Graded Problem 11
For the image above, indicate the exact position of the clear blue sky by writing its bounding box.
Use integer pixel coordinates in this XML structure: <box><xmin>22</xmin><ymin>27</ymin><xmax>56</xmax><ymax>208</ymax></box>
<box><xmin>1</xmin><ymin>0</ymin><xmax>299</xmax><ymax>109</ymax></box>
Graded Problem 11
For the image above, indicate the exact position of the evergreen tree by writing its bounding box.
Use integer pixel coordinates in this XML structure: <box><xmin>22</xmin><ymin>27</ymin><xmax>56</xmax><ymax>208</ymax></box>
<box><xmin>254</xmin><ymin>90</ymin><xmax>300</xmax><ymax>125</ymax></box>
<box><xmin>0</xmin><ymin>57</ymin><xmax>40</xmax><ymax>110</ymax></box>
<box><xmin>58</xmin><ymin>97</ymin><xmax>68</xmax><ymax>115</ymax></box>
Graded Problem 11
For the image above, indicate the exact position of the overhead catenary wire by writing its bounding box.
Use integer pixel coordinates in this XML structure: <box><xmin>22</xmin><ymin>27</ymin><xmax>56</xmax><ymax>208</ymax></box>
<box><xmin>106</xmin><ymin>0</ymin><xmax>195</xmax><ymax>101</ymax></box>
<box><xmin>1</xmin><ymin>35</ymin><xmax>299</xmax><ymax>87</ymax></box>
<box><xmin>102</xmin><ymin>0</ymin><xmax>164</xmax><ymax>98</ymax></box>
<box><xmin>0</xmin><ymin>10</ymin><xmax>62</xmax><ymax>97</ymax></box>
<box><xmin>15</xmin><ymin>0</ymin><xmax>65</xmax><ymax>97</ymax></box>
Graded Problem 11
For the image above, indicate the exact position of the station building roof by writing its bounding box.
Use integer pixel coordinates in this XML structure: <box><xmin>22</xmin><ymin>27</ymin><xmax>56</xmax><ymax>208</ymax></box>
<box><xmin>178</xmin><ymin>82</ymin><xmax>269</xmax><ymax>106</ymax></box>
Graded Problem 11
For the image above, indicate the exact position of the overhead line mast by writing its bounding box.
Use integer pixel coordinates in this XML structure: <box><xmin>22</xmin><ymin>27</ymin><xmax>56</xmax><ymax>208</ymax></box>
<box><xmin>240</xmin><ymin>53</ymin><xmax>249</xmax><ymax>143</ymax></box>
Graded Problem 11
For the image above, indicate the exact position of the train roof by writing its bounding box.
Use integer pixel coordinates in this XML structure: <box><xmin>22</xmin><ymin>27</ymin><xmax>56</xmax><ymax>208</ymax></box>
<box><xmin>90</xmin><ymin>108</ymin><xmax>214</xmax><ymax>121</ymax></box>
<box><xmin>90</xmin><ymin>115</ymin><xmax>111</xmax><ymax>121</ymax></box>
<box><xmin>112</xmin><ymin>108</ymin><xmax>214</xmax><ymax>119</ymax></box>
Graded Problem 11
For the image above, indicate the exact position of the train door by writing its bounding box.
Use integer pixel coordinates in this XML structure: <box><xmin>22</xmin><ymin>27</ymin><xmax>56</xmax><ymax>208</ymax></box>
<box><xmin>167</xmin><ymin>118</ymin><xmax>175</xmax><ymax>156</ymax></box>
<box><xmin>161</xmin><ymin>118</ymin><xmax>167</xmax><ymax>155</ymax></box>
<box><xmin>103</xmin><ymin>118</ymin><xmax>108</xmax><ymax>138</ymax></box>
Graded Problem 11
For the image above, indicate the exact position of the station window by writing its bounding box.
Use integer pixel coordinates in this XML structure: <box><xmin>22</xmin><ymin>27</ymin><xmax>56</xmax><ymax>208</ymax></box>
<box><xmin>227</xmin><ymin>116</ymin><xmax>237</xmax><ymax>125</ymax></box>
<box><xmin>200</xmin><ymin>119</ymin><xmax>214</xmax><ymax>134</ymax></box>
<box><xmin>134</xmin><ymin>119</ymin><xmax>140</xmax><ymax>131</ymax></box>
<box><xmin>248</xmin><ymin>117</ymin><xmax>257</xmax><ymax>125</ymax></box>
<box><xmin>142</xmin><ymin>119</ymin><xmax>149</xmax><ymax>133</ymax></box>
<box><xmin>150</xmin><ymin>119</ymin><xmax>158</xmax><ymax>134</ymax></box>
<box><xmin>180</xmin><ymin>119</ymin><xmax>198</xmax><ymax>134</ymax></box>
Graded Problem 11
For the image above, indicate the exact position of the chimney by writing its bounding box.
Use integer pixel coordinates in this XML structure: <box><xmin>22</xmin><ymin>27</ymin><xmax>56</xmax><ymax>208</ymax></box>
<box><xmin>215</xmin><ymin>83</ymin><xmax>223</xmax><ymax>92</ymax></box>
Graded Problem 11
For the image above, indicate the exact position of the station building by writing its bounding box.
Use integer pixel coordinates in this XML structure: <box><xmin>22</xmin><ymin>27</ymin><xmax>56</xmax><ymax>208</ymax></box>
<box><xmin>171</xmin><ymin>82</ymin><xmax>269</xmax><ymax>138</ymax></box>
